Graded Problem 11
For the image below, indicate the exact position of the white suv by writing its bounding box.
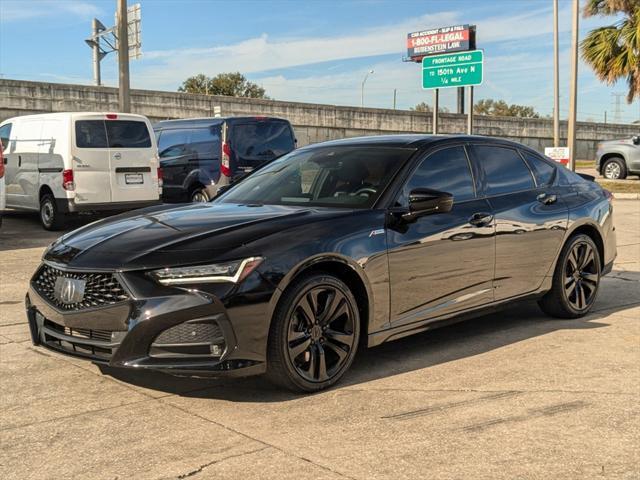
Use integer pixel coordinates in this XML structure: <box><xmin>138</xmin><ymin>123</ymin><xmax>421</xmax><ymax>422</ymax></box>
<box><xmin>0</xmin><ymin>112</ymin><xmax>162</xmax><ymax>230</ymax></box>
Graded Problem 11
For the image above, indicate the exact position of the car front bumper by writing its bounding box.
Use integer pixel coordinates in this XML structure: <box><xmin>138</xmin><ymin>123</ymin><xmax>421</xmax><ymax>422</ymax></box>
<box><xmin>25</xmin><ymin>265</ymin><xmax>274</xmax><ymax>378</ymax></box>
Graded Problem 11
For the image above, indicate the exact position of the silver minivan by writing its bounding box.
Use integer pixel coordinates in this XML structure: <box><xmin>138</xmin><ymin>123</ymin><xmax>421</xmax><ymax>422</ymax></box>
<box><xmin>0</xmin><ymin>112</ymin><xmax>161</xmax><ymax>229</ymax></box>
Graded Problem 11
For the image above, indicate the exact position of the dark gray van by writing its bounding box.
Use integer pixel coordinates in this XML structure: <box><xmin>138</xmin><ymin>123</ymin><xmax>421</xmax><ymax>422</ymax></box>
<box><xmin>154</xmin><ymin>117</ymin><xmax>296</xmax><ymax>202</ymax></box>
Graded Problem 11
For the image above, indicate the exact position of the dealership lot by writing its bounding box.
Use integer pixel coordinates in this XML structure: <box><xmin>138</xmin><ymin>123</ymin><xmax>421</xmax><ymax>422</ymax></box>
<box><xmin>1</xmin><ymin>202</ymin><xmax>638</xmax><ymax>479</ymax></box>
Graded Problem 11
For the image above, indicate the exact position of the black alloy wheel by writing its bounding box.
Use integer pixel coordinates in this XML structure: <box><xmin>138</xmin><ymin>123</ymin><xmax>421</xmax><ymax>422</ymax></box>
<box><xmin>538</xmin><ymin>234</ymin><xmax>601</xmax><ymax>318</ymax></box>
<box><xmin>267</xmin><ymin>274</ymin><xmax>360</xmax><ymax>392</ymax></box>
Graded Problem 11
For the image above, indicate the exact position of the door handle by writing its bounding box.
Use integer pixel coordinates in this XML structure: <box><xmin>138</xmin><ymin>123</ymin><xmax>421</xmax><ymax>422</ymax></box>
<box><xmin>18</xmin><ymin>155</ymin><xmax>21</xmax><ymax>167</ymax></box>
<box><xmin>469</xmin><ymin>212</ymin><xmax>493</xmax><ymax>227</ymax></box>
<box><xmin>537</xmin><ymin>193</ymin><xmax>557</xmax><ymax>205</ymax></box>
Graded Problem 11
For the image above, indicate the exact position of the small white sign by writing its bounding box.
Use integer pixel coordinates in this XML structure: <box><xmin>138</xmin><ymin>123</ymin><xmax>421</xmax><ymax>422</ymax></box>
<box><xmin>544</xmin><ymin>147</ymin><xmax>570</xmax><ymax>166</ymax></box>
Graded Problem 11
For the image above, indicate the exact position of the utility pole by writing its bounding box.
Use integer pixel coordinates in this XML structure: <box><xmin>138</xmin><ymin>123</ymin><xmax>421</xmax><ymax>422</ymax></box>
<box><xmin>567</xmin><ymin>0</ymin><xmax>579</xmax><ymax>171</ymax></box>
<box><xmin>393</xmin><ymin>89</ymin><xmax>397</xmax><ymax>110</ymax></box>
<box><xmin>467</xmin><ymin>86</ymin><xmax>474</xmax><ymax>135</ymax></box>
<box><xmin>553</xmin><ymin>0</ymin><xmax>560</xmax><ymax>147</ymax></box>
<box><xmin>432</xmin><ymin>89</ymin><xmax>439</xmax><ymax>134</ymax></box>
<box><xmin>117</xmin><ymin>0</ymin><xmax>131</xmax><ymax>112</ymax></box>
<box><xmin>457</xmin><ymin>86</ymin><xmax>465</xmax><ymax>114</ymax></box>
<box><xmin>91</xmin><ymin>19</ymin><xmax>102</xmax><ymax>86</ymax></box>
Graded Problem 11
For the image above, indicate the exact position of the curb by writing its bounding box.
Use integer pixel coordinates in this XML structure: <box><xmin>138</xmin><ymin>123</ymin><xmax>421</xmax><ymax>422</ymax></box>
<box><xmin>612</xmin><ymin>193</ymin><xmax>640</xmax><ymax>200</ymax></box>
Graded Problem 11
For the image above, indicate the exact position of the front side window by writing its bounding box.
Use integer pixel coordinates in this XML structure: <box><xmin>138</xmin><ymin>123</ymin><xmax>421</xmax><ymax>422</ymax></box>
<box><xmin>219</xmin><ymin>146</ymin><xmax>413</xmax><ymax>208</ymax></box>
<box><xmin>0</xmin><ymin>123</ymin><xmax>12</xmax><ymax>150</ymax></box>
<box><xmin>474</xmin><ymin>145</ymin><xmax>535</xmax><ymax>196</ymax></box>
<box><xmin>398</xmin><ymin>146</ymin><xmax>475</xmax><ymax>205</ymax></box>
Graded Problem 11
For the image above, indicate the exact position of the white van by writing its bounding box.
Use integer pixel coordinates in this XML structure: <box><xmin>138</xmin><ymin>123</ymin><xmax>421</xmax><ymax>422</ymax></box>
<box><xmin>0</xmin><ymin>112</ymin><xmax>161</xmax><ymax>230</ymax></box>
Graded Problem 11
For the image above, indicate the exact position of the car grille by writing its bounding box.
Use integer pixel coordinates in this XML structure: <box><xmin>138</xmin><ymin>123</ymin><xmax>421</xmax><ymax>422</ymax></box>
<box><xmin>42</xmin><ymin>319</ymin><xmax>116</xmax><ymax>361</ymax></box>
<box><xmin>33</xmin><ymin>264</ymin><xmax>130</xmax><ymax>311</ymax></box>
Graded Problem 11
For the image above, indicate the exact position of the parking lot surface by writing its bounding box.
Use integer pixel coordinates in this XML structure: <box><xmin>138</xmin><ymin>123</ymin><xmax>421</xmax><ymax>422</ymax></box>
<box><xmin>1</xmin><ymin>202</ymin><xmax>639</xmax><ymax>480</ymax></box>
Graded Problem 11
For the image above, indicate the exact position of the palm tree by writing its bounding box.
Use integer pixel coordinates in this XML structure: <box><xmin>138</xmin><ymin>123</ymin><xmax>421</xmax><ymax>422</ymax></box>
<box><xmin>580</xmin><ymin>0</ymin><xmax>639</xmax><ymax>103</ymax></box>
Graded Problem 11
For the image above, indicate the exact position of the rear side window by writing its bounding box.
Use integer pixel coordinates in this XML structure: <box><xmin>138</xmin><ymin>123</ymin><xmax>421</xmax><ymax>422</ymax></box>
<box><xmin>230</xmin><ymin>121</ymin><xmax>294</xmax><ymax>159</ymax></box>
<box><xmin>157</xmin><ymin>126</ymin><xmax>220</xmax><ymax>159</ymax></box>
<box><xmin>75</xmin><ymin>120</ymin><xmax>151</xmax><ymax>148</ymax></box>
<box><xmin>400</xmin><ymin>146</ymin><xmax>475</xmax><ymax>205</ymax></box>
<box><xmin>521</xmin><ymin>151</ymin><xmax>556</xmax><ymax>186</ymax></box>
<box><xmin>474</xmin><ymin>145</ymin><xmax>535</xmax><ymax>196</ymax></box>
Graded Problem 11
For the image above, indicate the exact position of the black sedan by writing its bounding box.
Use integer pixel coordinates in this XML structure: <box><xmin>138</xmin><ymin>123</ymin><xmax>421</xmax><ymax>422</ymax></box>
<box><xmin>26</xmin><ymin>135</ymin><xmax>617</xmax><ymax>392</ymax></box>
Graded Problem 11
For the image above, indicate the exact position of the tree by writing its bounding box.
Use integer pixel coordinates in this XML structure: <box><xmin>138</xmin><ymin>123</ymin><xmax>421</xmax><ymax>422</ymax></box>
<box><xmin>178</xmin><ymin>72</ymin><xmax>270</xmax><ymax>99</ymax></box>
<box><xmin>410</xmin><ymin>102</ymin><xmax>450</xmax><ymax>113</ymax></box>
<box><xmin>581</xmin><ymin>0</ymin><xmax>639</xmax><ymax>103</ymax></box>
<box><xmin>473</xmin><ymin>98</ymin><xmax>540</xmax><ymax>118</ymax></box>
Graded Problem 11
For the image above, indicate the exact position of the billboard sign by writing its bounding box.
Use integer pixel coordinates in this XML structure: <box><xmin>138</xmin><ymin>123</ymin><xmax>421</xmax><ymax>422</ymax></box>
<box><xmin>407</xmin><ymin>24</ymin><xmax>475</xmax><ymax>61</ymax></box>
<box><xmin>422</xmin><ymin>50</ymin><xmax>483</xmax><ymax>89</ymax></box>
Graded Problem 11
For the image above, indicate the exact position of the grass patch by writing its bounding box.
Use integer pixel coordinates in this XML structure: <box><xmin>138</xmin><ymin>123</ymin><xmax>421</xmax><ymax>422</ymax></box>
<box><xmin>597</xmin><ymin>180</ymin><xmax>640</xmax><ymax>194</ymax></box>
<box><xmin>576</xmin><ymin>160</ymin><xmax>594</xmax><ymax>169</ymax></box>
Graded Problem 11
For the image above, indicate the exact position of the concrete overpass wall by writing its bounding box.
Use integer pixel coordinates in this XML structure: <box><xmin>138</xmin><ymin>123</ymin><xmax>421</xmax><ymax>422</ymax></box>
<box><xmin>1</xmin><ymin>79</ymin><xmax>637</xmax><ymax>159</ymax></box>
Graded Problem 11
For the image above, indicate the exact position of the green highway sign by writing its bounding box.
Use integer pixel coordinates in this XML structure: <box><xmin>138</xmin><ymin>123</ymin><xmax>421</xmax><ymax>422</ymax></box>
<box><xmin>422</xmin><ymin>50</ymin><xmax>483</xmax><ymax>89</ymax></box>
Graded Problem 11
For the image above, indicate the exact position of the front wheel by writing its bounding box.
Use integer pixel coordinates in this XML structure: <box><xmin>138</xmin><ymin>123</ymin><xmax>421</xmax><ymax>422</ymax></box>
<box><xmin>267</xmin><ymin>273</ymin><xmax>360</xmax><ymax>392</ymax></box>
<box><xmin>40</xmin><ymin>194</ymin><xmax>66</xmax><ymax>231</ymax></box>
<box><xmin>538</xmin><ymin>234</ymin><xmax>601</xmax><ymax>319</ymax></box>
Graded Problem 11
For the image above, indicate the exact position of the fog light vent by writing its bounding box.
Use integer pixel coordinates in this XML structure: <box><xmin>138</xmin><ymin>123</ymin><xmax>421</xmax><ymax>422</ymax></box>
<box><xmin>150</xmin><ymin>321</ymin><xmax>226</xmax><ymax>359</ymax></box>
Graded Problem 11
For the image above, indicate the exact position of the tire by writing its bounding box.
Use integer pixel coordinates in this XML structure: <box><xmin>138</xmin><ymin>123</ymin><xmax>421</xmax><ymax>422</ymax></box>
<box><xmin>538</xmin><ymin>234</ymin><xmax>601</xmax><ymax>319</ymax></box>
<box><xmin>602</xmin><ymin>157</ymin><xmax>627</xmax><ymax>180</ymax></box>
<box><xmin>190</xmin><ymin>187</ymin><xmax>209</xmax><ymax>203</ymax></box>
<box><xmin>40</xmin><ymin>194</ymin><xmax>66</xmax><ymax>231</ymax></box>
<box><xmin>266</xmin><ymin>273</ymin><xmax>360</xmax><ymax>392</ymax></box>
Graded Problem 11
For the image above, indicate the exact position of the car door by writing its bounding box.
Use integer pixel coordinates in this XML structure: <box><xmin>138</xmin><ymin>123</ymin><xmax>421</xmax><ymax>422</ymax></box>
<box><xmin>386</xmin><ymin>145</ymin><xmax>495</xmax><ymax>328</ymax></box>
<box><xmin>470</xmin><ymin>144</ymin><xmax>568</xmax><ymax>301</ymax></box>
<box><xmin>629</xmin><ymin>136</ymin><xmax>640</xmax><ymax>171</ymax></box>
<box><xmin>157</xmin><ymin>128</ymin><xmax>193</xmax><ymax>198</ymax></box>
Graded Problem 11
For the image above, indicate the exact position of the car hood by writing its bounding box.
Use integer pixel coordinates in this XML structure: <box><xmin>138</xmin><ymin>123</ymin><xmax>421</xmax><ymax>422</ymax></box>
<box><xmin>45</xmin><ymin>202</ymin><xmax>349</xmax><ymax>270</ymax></box>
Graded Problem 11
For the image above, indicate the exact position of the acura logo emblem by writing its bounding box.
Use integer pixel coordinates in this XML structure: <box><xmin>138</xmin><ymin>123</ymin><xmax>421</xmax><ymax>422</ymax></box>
<box><xmin>54</xmin><ymin>277</ymin><xmax>86</xmax><ymax>304</ymax></box>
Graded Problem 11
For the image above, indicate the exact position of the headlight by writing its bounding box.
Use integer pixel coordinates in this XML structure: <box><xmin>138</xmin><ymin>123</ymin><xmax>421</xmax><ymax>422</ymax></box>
<box><xmin>150</xmin><ymin>257</ymin><xmax>263</xmax><ymax>285</ymax></box>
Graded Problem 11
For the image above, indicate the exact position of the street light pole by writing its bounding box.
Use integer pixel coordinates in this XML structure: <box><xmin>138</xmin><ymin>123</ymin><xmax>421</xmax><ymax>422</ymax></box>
<box><xmin>553</xmin><ymin>0</ymin><xmax>560</xmax><ymax>147</ymax></box>
<box><xmin>91</xmin><ymin>19</ymin><xmax>102</xmax><ymax>86</ymax></box>
<box><xmin>567</xmin><ymin>0</ymin><xmax>579</xmax><ymax>171</ymax></box>
<box><xmin>117</xmin><ymin>0</ymin><xmax>131</xmax><ymax>112</ymax></box>
<box><xmin>361</xmin><ymin>70</ymin><xmax>374</xmax><ymax>108</ymax></box>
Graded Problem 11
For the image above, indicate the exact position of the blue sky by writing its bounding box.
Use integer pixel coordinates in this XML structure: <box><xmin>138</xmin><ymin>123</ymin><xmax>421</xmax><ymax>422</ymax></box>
<box><xmin>1</xmin><ymin>0</ymin><xmax>638</xmax><ymax>123</ymax></box>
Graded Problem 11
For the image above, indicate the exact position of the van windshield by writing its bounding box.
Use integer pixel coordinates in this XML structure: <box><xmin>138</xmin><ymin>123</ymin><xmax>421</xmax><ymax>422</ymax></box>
<box><xmin>75</xmin><ymin>120</ymin><xmax>151</xmax><ymax>148</ymax></box>
<box><xmin>218</xmin><ymin>146</ymin><xmax>413</xmax><ymax>209</ymax></box>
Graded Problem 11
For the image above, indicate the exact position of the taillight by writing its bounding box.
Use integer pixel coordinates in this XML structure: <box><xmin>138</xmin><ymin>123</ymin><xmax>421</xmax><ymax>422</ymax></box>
<box><xmin>603</xmin><ymin>188</ymin><xmax>614</xmax><ymax>203</ymax></box>
<box><xmin>157</xmin><ymin>167</ymin><xmax>163</xmax><ymax>187</ymax></box>
<box><xmin>62</xmin><ymin>169</ymin><xmax>75</xmax><ymax>191</ymax></box>
<box><xmin>221</xmin><ymin>142</ymin><xmax>232</xmax><ymax>177</ymax></box>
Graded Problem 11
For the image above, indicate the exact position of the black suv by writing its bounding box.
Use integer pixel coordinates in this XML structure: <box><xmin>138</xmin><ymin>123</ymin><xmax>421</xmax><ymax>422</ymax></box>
<box><xmin>154</xmin><ymin>116</ymin><xmax>296</xmax><ymax>202</ymax></box>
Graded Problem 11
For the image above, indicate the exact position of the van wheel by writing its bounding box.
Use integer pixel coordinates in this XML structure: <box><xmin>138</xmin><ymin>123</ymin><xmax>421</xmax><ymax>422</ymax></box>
<box><xmin>190</xmin><ymin>187</ymin><xmax>209</xmax><ymax>203</ymax></box>
<box><xmin>40</xmin><ymin>194</ymin><xmax>66</xmax><ymax>231</ymax></box>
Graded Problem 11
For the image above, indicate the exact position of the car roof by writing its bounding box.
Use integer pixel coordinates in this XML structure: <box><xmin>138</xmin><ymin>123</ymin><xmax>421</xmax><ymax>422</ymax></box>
<box><xmin>153</xmin><ymin>116</ymin><xmax>291</xmax><ymax>130</ymax></box>
<box><xmin>300</xmin><ymin>134</ymin><xmax>528</xmax><ymax>150</ymax></box>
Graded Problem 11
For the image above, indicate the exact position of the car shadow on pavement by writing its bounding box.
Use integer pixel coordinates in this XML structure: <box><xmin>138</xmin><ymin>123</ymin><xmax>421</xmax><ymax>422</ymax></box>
<box><xmin>97</xmin><ymin>300</ymin><xmax>614</xmax><ymax>403</ymax></box>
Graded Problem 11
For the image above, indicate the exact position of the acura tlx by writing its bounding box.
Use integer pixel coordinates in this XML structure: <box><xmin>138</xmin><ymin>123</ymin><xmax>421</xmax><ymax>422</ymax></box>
<box><xmin>26</xmin><ymin>135</ymin><xmax>616</xmax><ymax>392</ymax></box>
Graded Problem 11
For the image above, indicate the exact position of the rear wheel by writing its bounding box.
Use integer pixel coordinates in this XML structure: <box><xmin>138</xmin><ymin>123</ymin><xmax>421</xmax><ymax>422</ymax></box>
<box><xmin>267</xmin><ymin>273</ymin><xmax>360</xmax><ymax>392</ymax></box>
<box><xmin>190</xmin><ymin>187</ymin><xmax>209</xmax><ymax>203</ymax></box>
<box><xmin>40</xmin><ymin>193</ymin><xmax>66</xmax><ymax>231</ymax></box>
<box><xmin>602</xmin><ymin>157</ymin><xmax>627</xmax><ymax>180</ymax></box>
<box><xmin>538</xmin><ymin>234</ymin><xmax>601</xmax><ymax>318</ymax></box>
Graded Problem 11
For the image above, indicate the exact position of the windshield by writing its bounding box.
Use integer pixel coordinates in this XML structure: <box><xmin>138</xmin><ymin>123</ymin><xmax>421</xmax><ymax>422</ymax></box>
<box><xmin>218</xmin><ymin>146</ymin><xmax>414</xmax><ymax>208</ymax></box>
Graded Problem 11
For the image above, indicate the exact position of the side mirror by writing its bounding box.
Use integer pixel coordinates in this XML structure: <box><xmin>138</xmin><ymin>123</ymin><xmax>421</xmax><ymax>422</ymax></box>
<box><xmin>404</xmin><ymin>188</ymin><xmax>453</xmax><ymax>220</ymax></box>
<box><xmin>632</xmin><ymin>135</ymin><xmax>639</xmax><ymax>145</ymax></box>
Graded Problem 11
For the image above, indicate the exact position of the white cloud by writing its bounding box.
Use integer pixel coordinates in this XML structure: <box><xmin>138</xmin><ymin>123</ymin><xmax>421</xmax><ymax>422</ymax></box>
<box><xmin>0</xmin><ymin>0</ymin><xmax>101</xmax><ymax>22</ymax></box>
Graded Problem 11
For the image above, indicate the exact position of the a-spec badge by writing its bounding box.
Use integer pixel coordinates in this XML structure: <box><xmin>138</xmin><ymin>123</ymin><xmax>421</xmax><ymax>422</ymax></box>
<box><xmin>54</xmin><ymin>277</ymin><xmax>86</xmax><ymax>304</ymax></box>
<box><xmin>369</xmin><ymin>229</ymin><xmax>385</xmax><ymax>237</ymax></box>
